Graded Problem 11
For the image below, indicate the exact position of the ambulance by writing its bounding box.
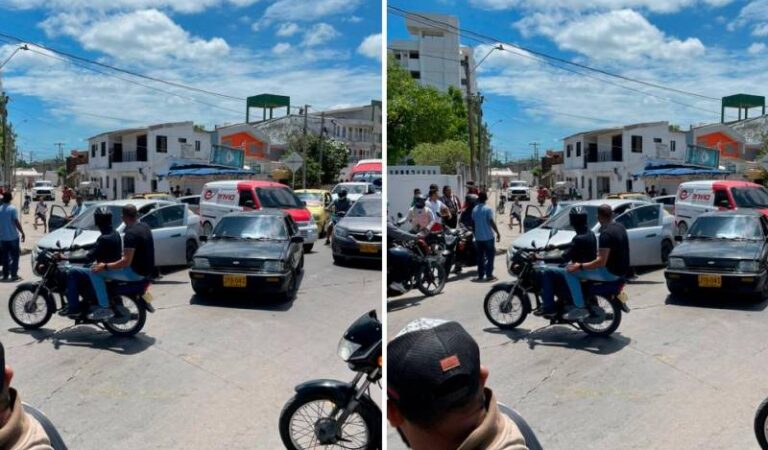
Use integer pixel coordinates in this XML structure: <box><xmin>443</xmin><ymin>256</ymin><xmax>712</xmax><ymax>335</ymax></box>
<box><xmin>674</xmin><ymin>180</ymin><xmax>768</xmax><ymax>236</ymax></box>
<box><xmin>199</xmin><ymin>180</ymin><xmax>317</xmax><ymax>252</ymax></box>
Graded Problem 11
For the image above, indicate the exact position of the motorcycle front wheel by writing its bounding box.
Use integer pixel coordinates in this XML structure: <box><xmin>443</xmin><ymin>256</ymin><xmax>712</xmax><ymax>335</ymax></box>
<box><xmin>578</xmin><ymin>295</ymin><xmax>622</xmax><ymax>337</ymax></box>
<box><xmin>102</xmin><ymin>295</ymin><xmax>146</xmax><ymax>337</ymax></box>
<box><xmin>279</xmin><ymin>391</ymin><xmax>380</xmax><ymax>450</ymax></box>
<box><xmin>417</xmin><ymin>261</ymin><xmax>446</xmax><ymax>296</ymax></box>
<box><xmin>755</xmin><ymin>396</ymin><xmax>768</xmax><ymax>449</ymax></box>
<box><xmin>484</xmin><ymin>285</ymin><xmax>529</xmax><ymax>329</ymax></box>
<box><xmin>9</xmin><ymin>284</ymin><xmax>53</xmax><ymax>330</ymax></box>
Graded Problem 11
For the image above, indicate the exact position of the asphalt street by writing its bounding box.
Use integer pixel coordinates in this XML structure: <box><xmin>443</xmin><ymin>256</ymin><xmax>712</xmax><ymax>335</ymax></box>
<box><xmin>388</xmin><ymin>193</ymin><xmax>768</xmax><ymax>450</ymax></box>
<box><xmin>1</xmin><ymin>196</ymin><xmax>382</xmax><ymax>449</ymax></box>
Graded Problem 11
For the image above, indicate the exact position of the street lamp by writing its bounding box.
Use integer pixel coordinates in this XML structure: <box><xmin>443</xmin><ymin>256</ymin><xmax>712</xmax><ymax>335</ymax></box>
<box><xmin>467</xmin><ymin>44</ymin><xmax>502</xmax><ymax>186</ymax></box>
<box><xmin>1</xmin><ymin>44</ymin><xmax>28</xmax><ymax>189</ymax></box>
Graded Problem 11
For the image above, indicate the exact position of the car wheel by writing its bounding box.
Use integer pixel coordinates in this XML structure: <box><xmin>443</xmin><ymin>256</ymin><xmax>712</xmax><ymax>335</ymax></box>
<box><xmin>661</xmin><ymin>239</ymin><xmax>673</xmax><ymax>263</ymax></box>
<box><xmin>333</xmin><ymin>254</ymin><xmax>345</xmax><ymax>265</ymax></box>
<box><xmin>186</xmin><ymin>240</ymin><xmax>198</xmax><ymax>266</ymax></box>
<box><xmin>281</xmin><ymin>270</ymin><xmax>299</xmax><ymax>302</ymax></box>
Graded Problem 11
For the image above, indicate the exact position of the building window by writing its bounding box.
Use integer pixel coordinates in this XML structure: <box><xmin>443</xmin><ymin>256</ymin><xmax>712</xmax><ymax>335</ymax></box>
<box><xmin>631</xmin><ymin>135</ymin><xmax>642</xmax><ymax>153</ymax></box>
<box><xmin>156</xmin><ymin>135</ymin><xmax>168</xmax><ymax>153</ymax></box>
<box><xmin>576</xmin><ymin>142</ymin><xmax>581</xmax><ymax>157</ymax></box>
<box><xmin>671</xmin><ymin>140</ymin><xmax>676</xmax><ymax>152</ymax></box>
<box><xmin>91</xmin><ymin>144</ymin><xmax>96</xmax><ymax>158</ymax></box>
<box><xmin>394</xmin><ymin>53</ymin><xmax>401</xmax><ymax>60</ymax></box>
<box><xmin>100</xmin><ymin>142</ymin><xmax>106</xmax><ymax>157</ymax></box>
<box><xmin>409</xmin><ymin>51</ymin><xmax>419</xmax><ymax>59</ymax></box>
<box><xmin>410</xmin><ymin>71</ymin><xmax>421</xmax><ymax>79</ymax></box>
<box><xmin>178</xmin><ymin>138</ymin><xmax>187</xmax><ymax>143</ymax></box>
<box><xmin>461</xmin><ymin>79</ymin><xmax>467</xmax><ymax>86</ymax></box>
<box><xmin>195</xmin><ymin>140</ymin><xmax>201</xmax><ymax>151</ymax></box>
<box><xmin>342</xmin><ymin>128</ymin><xmax>347</xmax><ymax>138</ymax></box>
<box><xmin>566</xmin><ymin>144</ymin><xmax>572</xmax><ymax>158</ymax></box>
<box><xmin>653</xmin><ymin>137</ymin><xmax>662</xmax><ymax>143</ymax></box>
<box><xmin>106</xmin><ymin>176</ymin><xmax>109</xmax><ymax>188</ymax></box>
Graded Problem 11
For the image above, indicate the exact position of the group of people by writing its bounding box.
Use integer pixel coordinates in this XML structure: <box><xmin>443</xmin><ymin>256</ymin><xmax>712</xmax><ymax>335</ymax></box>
<box><xmin>645</xmin><ymin>185</ymin><xmax>668</xmax><ymax>198</ymax></box>
<box><xmin>171</xmin><ymin>186</ymin><xmax>193</xmax><ymax>198</ymax></box>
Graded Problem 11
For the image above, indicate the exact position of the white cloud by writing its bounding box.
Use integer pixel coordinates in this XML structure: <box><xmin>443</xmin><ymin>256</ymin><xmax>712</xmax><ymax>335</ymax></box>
<box><xmin>343</xmin><ymin>16</ymin><xmax>364</xmax><ymax>23</ymax></box>
<box><xmin>40</xmin><ymin>9</ymin><xmax>230</xmax><ymax>65</ymax></box>
<box><xmin>516</xmin><ymin>9</ymin><xmax>705</xmax><ymax>63</ymax></box>
<box><xmin>272</xmin><ymin>42</ymin><xmax>292</xmax><ymax>54</ymax></box>
<box><xmin>357</xmin><ymin>33</ymin><xmax>381</xmax><ymax>61</ymax></box>
<box><xmin>275</xmin><ymin>22</ymin><xmax>300</xmax><ymax>37</ymax></box>
<box><xmin>749</xmin><ymin>42</ymin><xmax>766</xmax><ymax>54</ymax></box>
<box><xmin>0</xmin><ymin>0</ymin><xmax>259</xmax><ymax>14</ymax></box>
<box><xmin>730</xmin><ymin>0</ymin><xmax>768</xmax><ymax>35</ymax></box>
<box><xmin>301</xmin><ymin>23</ymin><xmax>340</xmax><ymax>47</ymax></box>
<box><xmin>259</xmin><ymin>0</ymin><xmax>361</xmax><ymax>24</ymax></box>
<box><xmin>470</xmin><ymin>0</ymin><xmax>732</xmax><ymax>13</ymax></box>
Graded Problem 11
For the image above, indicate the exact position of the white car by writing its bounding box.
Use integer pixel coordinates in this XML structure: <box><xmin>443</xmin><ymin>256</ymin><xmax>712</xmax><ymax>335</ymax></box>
<box><xmin>36</xmin><ymin>199</ymin><xmax>201</xmax><ymax>271</ymax></box>
<box><xmin>32</xmin><ymin>180</ymin><xmax>55</xmax><ymax>201</ymax></box>
<box><xmin>331</xmin><ymin>182</ymin><xmax>376</xmax><ymax>203</ymax></box>
<box><xmin>513</xmin><ymin>199</ymin><xmax>675</xmax><ymax>267</ymax></box>
<box><xmin>506</xmin><ymin>181</ymin><xmax>530</xmax><ymax>201</ymax></box>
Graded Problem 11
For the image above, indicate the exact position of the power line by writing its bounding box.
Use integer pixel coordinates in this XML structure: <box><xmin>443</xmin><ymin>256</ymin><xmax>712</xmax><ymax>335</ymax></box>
<box><xmin>388</xmin><ymin>6</ymin><xmax>721</xmax><ymax>102</ymax></box>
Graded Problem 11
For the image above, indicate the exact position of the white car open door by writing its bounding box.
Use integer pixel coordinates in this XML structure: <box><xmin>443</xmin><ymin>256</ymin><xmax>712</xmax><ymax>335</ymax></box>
<box><xmin>614</xmin><ymin>204</ymin><xmax>664</xmax><ymax>266</ymax></box>
<box><xmin>139</xmin><ymin>204</ymin><xmax>189</xmax><ymax>266</ymax></box>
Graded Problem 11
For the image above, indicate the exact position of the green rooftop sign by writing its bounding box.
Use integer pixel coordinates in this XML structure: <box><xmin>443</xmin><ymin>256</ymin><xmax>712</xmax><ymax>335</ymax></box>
<box><xmin>246</xmin><ymin>94</ymin><xmax>290</xmax><ymax>123</ymax></box>
<box><xmin>722</xmin><ymin>93</ymin><xmax>765</xmax><ymax>122</ymax></box>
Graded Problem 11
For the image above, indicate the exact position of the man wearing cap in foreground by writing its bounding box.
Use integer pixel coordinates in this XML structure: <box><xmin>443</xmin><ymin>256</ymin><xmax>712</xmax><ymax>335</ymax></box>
<box><xmin>0</xmin><ymin>340</ymin><xmax>53</xmax><ymax>449</ymax></box>
<box><xmin>388</xmin><ymin>318</ymin><xmax>536</xmax><ymax>450</ymax></box>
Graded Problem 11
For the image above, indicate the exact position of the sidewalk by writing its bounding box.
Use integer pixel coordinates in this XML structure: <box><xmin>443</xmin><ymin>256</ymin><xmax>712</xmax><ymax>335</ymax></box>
<box><xmin>486</xmin><ymin>188</ymin><xmax>524</xmax><ymax>254</ymax></box>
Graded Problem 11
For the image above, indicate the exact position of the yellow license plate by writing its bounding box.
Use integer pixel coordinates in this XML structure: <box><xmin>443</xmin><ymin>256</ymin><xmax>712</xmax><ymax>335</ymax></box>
<box><xmin>359</xmin><ymin>243</ymin><xmax>379</xmax><ymax>254</ymax></box>
<box><xmin>223</xmin><ymin>274</ymin><xmax>247</xmax><ymax>288</ymax></box>
<box><xmin>698</xmin><ymin>274</ymin><xmax>722</xmax><ymax>288</ymax></box>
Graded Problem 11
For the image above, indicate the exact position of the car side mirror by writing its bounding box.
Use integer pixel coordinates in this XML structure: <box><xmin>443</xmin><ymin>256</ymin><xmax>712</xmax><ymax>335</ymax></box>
<box><xmin>291</xmin><ymin>235</ymin><xmax>304</xmax><ymax>244</ymax></box>
<box><xmin>199</xmin><ymin>235</ymin><xmax>208</xmax><ymax>242</ymax></box>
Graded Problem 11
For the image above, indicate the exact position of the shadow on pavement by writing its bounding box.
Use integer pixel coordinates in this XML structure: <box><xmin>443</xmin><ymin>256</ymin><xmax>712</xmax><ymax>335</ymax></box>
<box><xmin>332</xmin><ymin>258</ymin><xmax>381</xmax><ymax>271</ymax></box>
<box><xmin>8</xmin><ymin>326</ymin><xmax>155</xmax><ymax>355</ymax></box>
<box><xmin>484</xmin><ymin>326</ymin><xmax>631</xmax><ymax>355</ymax></box>
<box><xmin>190</xmin><ymin>294</ymin><xmax>294</xmax><ymax>311</ymax></box>
<box><xmin>386</xmin><ymin>292</ymin><xmax>439</xmax><ymax>312</ymax></box>
<box><xmin>664</xmin><ymin>293</ymin><xmax>768</xmax><ymax>311</ymax></box>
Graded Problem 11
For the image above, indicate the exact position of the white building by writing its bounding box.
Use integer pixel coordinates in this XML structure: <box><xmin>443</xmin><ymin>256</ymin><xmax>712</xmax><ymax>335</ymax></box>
<box><xmin>85</xmin><ymin>121</ymin><xmax>212</xmax><ymax>199</ymax></box>
<box><xmin>561</xmin><ymin>121</ymin><xmax>687</xmax><ymax>199</ymax></box>
<box><xmin>390</xmin><ymin>13</ymin><xmax>477</xmax><ymax>95</ymax></box>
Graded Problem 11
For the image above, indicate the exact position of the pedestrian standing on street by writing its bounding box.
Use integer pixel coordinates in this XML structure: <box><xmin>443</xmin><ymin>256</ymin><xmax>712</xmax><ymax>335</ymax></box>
<box><xmin>0</xmin><ymin>193</ymin><xmax>25</xmax><ymax>282</ymax></box>
<box><xmin>649</xmin><ymin>185</ymin><xmax>658</xmax><ymax>198</ymax></box>
<box><xmin>471</xmin><ymin>192</ymin><xmax>501</xmax><ymax>282</ymax></box>
<box><xmin>387</xmin><ymin>318</ymin><xmax>533</xmax><ymax>450</ymax></box>
<box><xmin>509</xmin><ymin>198</ymin><xmax>522</xmax><ymax>232</ymax></box>
<box><xmin>426</xmin><ymin>188</ymin><xmax>450</xmax><ymax>231</ymax></box>
<box><xmin>545</xmin><ymin>195</ymin><xmax>558</xmax><ymax>218</ymax></box>
<box><xmin>33</xmin><ymin>198</ymin><xmax>47</xmax><ymax>233</ymax></box>
<box><xmin>441</xmin><ymin>185</ymin><xmax>461</xmax><ymax>229</ymax></box>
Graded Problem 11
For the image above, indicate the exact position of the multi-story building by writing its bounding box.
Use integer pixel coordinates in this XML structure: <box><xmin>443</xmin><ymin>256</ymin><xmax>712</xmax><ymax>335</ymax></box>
<box><xmin>561</xmin><ymin>121</ymin><xmax>687</xmax><ymax>199</ymax></box>
<box><xmin>389</xmin><ymin>13</ymin><xmax>477</xmax><ymax>95</ymax></box>
<box><xmin>84</xmin><ymin>121</ymin><xmax>212</xmax><ymax>199</ymax></box>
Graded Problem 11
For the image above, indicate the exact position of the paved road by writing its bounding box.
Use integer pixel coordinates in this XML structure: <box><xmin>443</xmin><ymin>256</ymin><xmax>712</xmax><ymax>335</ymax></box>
<box><xmin>2</xmin><ymin>205</ymin><xmax>381</xmax><ymax>449</ymax></box>
<box><xmin>388</xmin><ymin>194</ymin><xmax>768</xmax><ymax>449</ymax></box>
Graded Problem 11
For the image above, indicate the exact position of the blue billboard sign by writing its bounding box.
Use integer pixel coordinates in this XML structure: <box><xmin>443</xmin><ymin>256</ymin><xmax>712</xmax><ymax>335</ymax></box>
<box><xmin>210</xmin><ymin>145</ymin><xmax>245</xmax><ymax>168</ymax></box>
<box><xmin>685</xmin><ymin>145</ymin><xmax>720</xmax><ymax>169</ymax></box>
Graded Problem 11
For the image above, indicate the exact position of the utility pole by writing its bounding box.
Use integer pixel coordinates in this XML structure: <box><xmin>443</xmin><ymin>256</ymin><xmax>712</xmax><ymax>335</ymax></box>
<box><xmin>0</xmin><ymin>93</ymin><xmax>7</xmax><ymax>189</ymax></box>
<box><xmin>529</xmin><ymin>142</ymin><xmax>540</xmax><ymax>184</ymax></box>
<box><xmin>319</xmin><ymin>112</ymin><xmax>325</xmax><ymax>183</ymax></box>
<box><xmin>463</xmin><ymin>55</ymin><xmax>476</xmax><ymax>183</ymax></box>
<box><xmin>55</xmin><ymin>142</ymin><xmax>65</xmax><ymax>162</ymax></box>
<box><xmin>302</xmin><ymin>104</ymin><xmax>309</xmax><ymax>189</ymax></box>
<box><xmin>477</xmin><ymin>96</ymin><xmax>484</xmax><ymax>187</ymax></box>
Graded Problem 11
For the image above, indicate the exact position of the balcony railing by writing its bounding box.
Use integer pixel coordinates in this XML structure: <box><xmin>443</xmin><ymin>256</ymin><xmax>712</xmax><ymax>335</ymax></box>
<box><xmin>111</xmin><ymin>146</ymin><xmax>148</xmax><ymax>163</ymax></box>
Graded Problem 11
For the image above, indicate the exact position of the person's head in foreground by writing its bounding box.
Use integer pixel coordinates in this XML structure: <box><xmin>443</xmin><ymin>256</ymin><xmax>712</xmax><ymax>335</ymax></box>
<box><xmin>0</xmin><ymin>340</ymin><xmax>53</xmax><ymax>449</ymax></box>
<box><xmin>387</xmin><ymin>318</ymin><xmax>528</xmax><ymax>450</ymax></box>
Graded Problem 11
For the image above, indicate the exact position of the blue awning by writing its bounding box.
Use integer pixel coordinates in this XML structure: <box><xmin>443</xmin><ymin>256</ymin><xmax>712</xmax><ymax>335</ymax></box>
<box><xmin>634</xmin><ymin>167</ymin><xmax>729</xmax><ymax>177</ymax></box>
<box><xmin>157</xmin><ymin>163</ymin><xmax>255</xmax><ymax>178</ymax></box>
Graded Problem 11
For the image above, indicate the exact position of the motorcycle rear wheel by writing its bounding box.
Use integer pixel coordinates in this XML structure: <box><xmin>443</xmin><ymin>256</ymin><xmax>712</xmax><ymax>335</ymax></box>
<box><xmin>484</xmin><ymin>285</ymin><xmax>529</xmax><ymax>329</ymax></box>
<box><xmin>9</xmin><ymin>285</ymin><xmax>53</xmax><ymax>330</ymax></box>
<box><xmin>279</xmin><ymin>391</ymin><xmax>380</xmax><ymax>450</ymax></box>
<box><xmin>102</xmin><ymin>296</ymin><xmax>146</xmax><ymax>337</ymax></box>
<box><xmin>417</xmin><ymin>261</ymin><xmax>446</xmax><ymax>296</ymax></box>
<box><xmin>578</xmin><ymin>295</ymin><xmax>622</xmax><ymax>337</ymax></box>
<box><xmin>755</xmin><ymin>396</ymin><xmax>768</xmax><ymax>449</ymax></box>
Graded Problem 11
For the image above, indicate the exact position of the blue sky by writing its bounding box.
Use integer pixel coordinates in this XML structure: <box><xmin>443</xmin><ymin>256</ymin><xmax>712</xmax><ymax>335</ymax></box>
<box><xmin>0</xmin><ymin>0</ymin><xmax>382</xmax><ymax>160</ymax></box>
<box><xmin>388</xmin><ymin>0</ymin><xmax>768</xmax><ymax>161</ymax></box>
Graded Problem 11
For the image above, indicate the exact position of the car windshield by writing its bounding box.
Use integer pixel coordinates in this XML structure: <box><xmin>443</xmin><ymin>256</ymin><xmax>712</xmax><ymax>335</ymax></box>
<box><xmin>510</xmin><ymin>182</ymin><xmax>527</xmax><ymax>187</ymax></box>
<box><xmin>296</xmin><ymin>192</ymin><xmax>323</xmax><ymax>206</ymax></box>
<box><xmin>731</xmin><ymin>187</ymin><xmax>768</xmax><ymax>208</ymax></box>
<box><xmin>66</xmin><ymin>205</ymin><xmax>123</xmax><ymax>230</ymax></box>
<box><xmin>687</xmin><ymin>216</ymin><xmax>764</xmax><ymax>240</ymax></box>
<box><xmin>256</xmin><ymin>187</ymin><xmax>302</xmax><ymax>208</ymax></box>
<box><xmin>347</xmin><ymin>197</ymin><xmax>382</xmax><ymax>218</ymax></box>
<box><xmin>333</xmin><ymin>184</ymin><xmax>366</xmax><ymax>194</ymax></box>
<box><xmin>541</xmin><ymin>205</ymin><xmax>599</xmax><ymax>231</ymax></box>
<box><xmin>212</xmin><ymin>215</ymin><xmax>288</xmax><ymax>240</ymax></box>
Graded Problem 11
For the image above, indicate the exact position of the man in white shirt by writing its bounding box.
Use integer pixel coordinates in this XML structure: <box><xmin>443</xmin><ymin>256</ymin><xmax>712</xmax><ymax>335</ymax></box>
<box><xmin>426</xmin><ymin>188</ymin><xmax>451</xmax><ymax>230</ymax></box>
<box><xmin>33</xmin><ymin>199</ymin><xmax>47</xmax><ymax>233</ymax></box>
<box><xmin>407</xmin><ymin>195</ymin><xmax>436</xmax><ymax>233</ymax></box>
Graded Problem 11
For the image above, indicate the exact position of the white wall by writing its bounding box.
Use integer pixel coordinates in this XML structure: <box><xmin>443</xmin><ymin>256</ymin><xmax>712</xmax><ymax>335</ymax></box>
<box><xmin>388</xmin><ymin>174</ymin><xmax>461</xmax><ymax>221</ymax></box>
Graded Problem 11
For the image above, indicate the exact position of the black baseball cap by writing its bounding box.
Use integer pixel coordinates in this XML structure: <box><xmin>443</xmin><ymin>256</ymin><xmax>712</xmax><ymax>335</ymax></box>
<box><xmin>387</xmin><ymin>319</ymin><xmax>481</xmax><ymax>425</ymax></box>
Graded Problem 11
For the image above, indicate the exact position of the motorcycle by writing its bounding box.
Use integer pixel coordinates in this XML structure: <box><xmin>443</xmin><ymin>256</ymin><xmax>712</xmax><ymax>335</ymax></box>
<box><xmin>537</xmin><ymin>191</ymin><xmax>547</xmax><ymax>207</ymax></box>
<box><xmin>483</xmin><ymin>230</ymin><xmax>630</xmax><ymax>337</ymax></box>
<box><xmin>8</xmin><ymin>233</ymin><xmax>155</xmax><ymax>337</ymax></box>
<box><xmin>387</xmin><ymin>237</ymin><xmax>447</xmax><ymax>298</ymax></box>
<box><xmin>442</xmin><ymin>226</ymin><xmax>477</xmax><ymax>275</ymax></box>
<box><xmin>497</xmin><ymin>196</ymin><xmax>506</xmax><ymax>214</ymax></box>
<box><xmin>279</xmin><ymin>310</ymin><xmax>381</xmax><ymax>450</ymax></box>
<box><xmin>22</xmin><ymin>194</ymin><xmax>30</xmax><ymax>215</ymax></box>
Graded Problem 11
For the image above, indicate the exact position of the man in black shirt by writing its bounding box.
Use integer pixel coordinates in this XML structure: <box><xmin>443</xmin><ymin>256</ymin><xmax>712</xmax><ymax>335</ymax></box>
<box><xmin>61</xmin><ymin>207</ymin><xmax>123</xmax><ymax>319</ymax></box>
<box><xmin>534</xmin><ymin>206</ymin><xmax>597</xmax><ymax>318</ymax></box>
<box><xmin>564</xmin><ymin>204</ymin><xmax>629</xmax><ymax>318</ymax></box>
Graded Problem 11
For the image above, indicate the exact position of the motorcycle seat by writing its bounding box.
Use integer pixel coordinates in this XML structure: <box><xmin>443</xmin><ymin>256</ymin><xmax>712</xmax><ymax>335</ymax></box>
<box><xmin>581</xmin><ymin>278</ymin><xmax>625</xmax><ymax>296</ymax></box>
<box><xmin>107</xmin><ymin>279</ymin><xmax>149</xmax><ymax>296</ymax></box>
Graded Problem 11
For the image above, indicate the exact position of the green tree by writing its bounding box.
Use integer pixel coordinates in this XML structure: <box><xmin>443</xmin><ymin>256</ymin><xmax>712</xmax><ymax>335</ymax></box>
<box><xmin>411</xmin><ymin>140</ymin><xmax>470</xmax><ymax>174</ymax></box>
<box><xmin>286</xmin><ymin>134</ymin><xmax>349</xmax><ymax>188</ymax></box>
<box><xmin>387</xmin><ymin>57</ymin><xmax>469</xmax><ymax>164</ymax></box>
<box><xmin>56</xmin><ymin>165</ymin><xmax>67</xmax><ymax>186</ymax></box>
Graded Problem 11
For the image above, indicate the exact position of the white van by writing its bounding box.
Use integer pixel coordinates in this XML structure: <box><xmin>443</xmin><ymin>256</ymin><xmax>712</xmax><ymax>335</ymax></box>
<box><xmin>199</xmin><ymin>180</ymin><xmax>317</xmax><ymax>252</ymax></box>
<box><xmin>674</xmin><ymin>180</ymin><xmax>768</xmax><ymax>235</ymax></box>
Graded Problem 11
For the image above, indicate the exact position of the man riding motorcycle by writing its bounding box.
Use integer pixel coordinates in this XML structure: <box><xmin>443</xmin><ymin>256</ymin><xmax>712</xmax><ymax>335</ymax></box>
<box><xmin>59</xmin><ymin>206</ymin><xmax>122</xmax><ymax>319</ymax></box>
<box><xmin>406</xmin><ymin>195</ymin><xmax>436</xmax><ymax>234</ymax></box>
<box><xmin>533</xmin><ymin>206</ymin><xmax>596</xmax><ymax>320</ymax></box>
<box><xmin>325</xmin><ymin>189</ymin><xmax>352</xmax><ymax>245</ymax></box>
